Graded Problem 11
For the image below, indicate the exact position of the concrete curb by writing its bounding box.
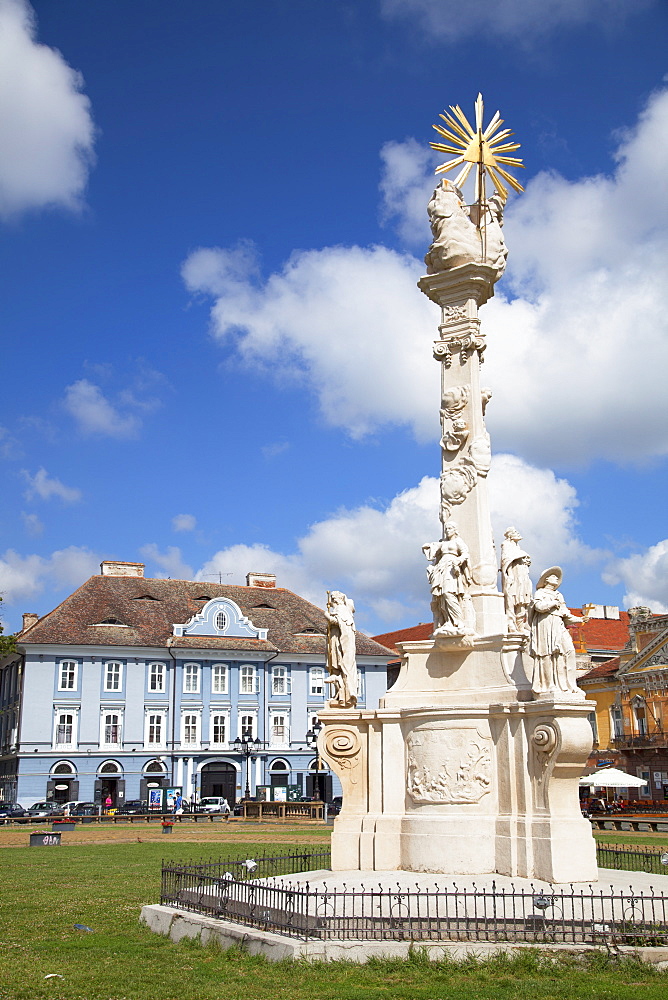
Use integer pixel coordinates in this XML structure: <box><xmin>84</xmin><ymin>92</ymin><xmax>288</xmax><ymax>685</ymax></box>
<box><xmin>140</xmin><ymin>904</ymin><xmax>668</xmax><ymax>965</ymax></box>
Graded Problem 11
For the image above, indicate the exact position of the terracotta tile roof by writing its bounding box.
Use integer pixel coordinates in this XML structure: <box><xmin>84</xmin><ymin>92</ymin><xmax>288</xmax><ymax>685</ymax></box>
<box><xmin>20</xmin><ymin>576</ymin><xmax>393</xmax><ymax>658</ymax></box>
<box><xmin>371</xmin><ymin>623</ymin><xmax>433</xmax><ymax>653</ymax></box>
<box><xmin>566</xmin><ymin>611</ymin><xmax>631</xmax><ymax>652</ymax></box>
<box><xmin>579</xmin><ymin>656</ymin><xmax>620</xmax><ymax>682</ymax></box>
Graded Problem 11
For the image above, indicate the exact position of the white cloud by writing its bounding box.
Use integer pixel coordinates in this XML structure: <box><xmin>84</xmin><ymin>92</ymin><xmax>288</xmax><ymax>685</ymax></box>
<box><xmin>196</xmin><ymin>455</ymin><xmax>594</xmax><ymax>630</ymax></box>
<box><xmin>63</xmin><ymin>379</ymin><xmax>140</xmax><ymax>438</ymax></box>
<box><xmin>22</xmin><ymin>466</ymin><xmax>82</xmax><ymax>504</ymax></box>
<box><xmin>379</xmin><ymin>0</ymin><xmax>654</xmax><ymax>43</ymax></box>
<box><xmin>21</xmin><ymin>511</ymin><xmax>43</xmax><ymax>536</ymax></box>
<box><xmin>140</xmin><ymin>544</ymin><xmax>194</xmax><ymax>581</ymax></box>
<box><xmin>603</xmin><ymin>541</ymin><xmax>668</xmax><ymax>613</ymax></box>
<box><xmin>379</xmin><ymin>138</ymin><xmax>434</xmax><ymax>247</ymax></box>
<box><xmin>172</xmin><ymin>514</ymin><xmax>197</xmax><ymax>533</ymax></box>
<box><xmin>0</xmin><ymin>545</ymin><xmax>99</xmax><ymax>605</ymax></box>
<box><xmin>185</xmin><ymin>87</ymin><xmax>668</xmax><ymax>467</ymax></box>
<box><xmin>0</xmin><ymin>0</ymin><xmax>95</xmax><ymax>218</ymax></box>
<box><xmin>488</xmin><ymin>455</ymin><xmax>603</xmax><ymax>575</ymax></box>
<box><xmin>183</xmin><ymin>241</ymin><xmax>439</xmax><ymax>440</ymax></box>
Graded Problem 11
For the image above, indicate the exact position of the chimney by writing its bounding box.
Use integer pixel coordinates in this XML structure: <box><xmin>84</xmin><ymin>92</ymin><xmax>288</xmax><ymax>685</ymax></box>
<box><xmin>246</xmin><ymin>572</ymin><xmax>276</xmax><ymax>589</ymax></box>
<box><xmin>22</xmin><ymin>612</ymin><xmax>39</xmax><ymax>632</ymax></box>
<box><xmin>100</xmin><ymin>561</ymin><xmax>145</xmax><ymax>578</ymax></box>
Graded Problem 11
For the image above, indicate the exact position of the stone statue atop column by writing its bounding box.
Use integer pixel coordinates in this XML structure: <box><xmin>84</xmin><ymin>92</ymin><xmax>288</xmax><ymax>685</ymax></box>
<box><xmin>425</xmin><ymin>180</ymin><xmax>507</xmax><ymax>279</ymax></box>
<box><xmin>422</xmin><ymin>521</ymin><xmax>476</xmax><ymax>637</ymax></box>
<box><xmin>324</xmin><ymin>591</ymin><xmax>358</xmax><ymax>708</ymax></box>
<box><xmin>527</xmin><ymin>567</ymin><xmax>587</xmax><ymax>698</ymax></box>
<box><xmin>500</xmin><ymin>527</ymin><xmax>532</xmax><ymax>634</ymax></box>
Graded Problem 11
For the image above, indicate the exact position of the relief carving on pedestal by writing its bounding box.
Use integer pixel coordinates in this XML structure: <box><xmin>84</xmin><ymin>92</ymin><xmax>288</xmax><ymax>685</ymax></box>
<box><xmin>407</xmin><ymin>727</ymin><xmax>492</xmax><ymax>803</ymax></box>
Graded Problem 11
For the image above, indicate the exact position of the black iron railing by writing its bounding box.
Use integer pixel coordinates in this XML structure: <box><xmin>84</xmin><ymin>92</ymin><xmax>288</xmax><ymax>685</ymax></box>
<box><xmin>159</xmin><ymin>848</ymin><xmax>668</xmax><ymax>945</ymax></box>
<box><xmin>596</xmin><ymin>842</ymin><xmax>668</xmax><ymax>875</ymax></box>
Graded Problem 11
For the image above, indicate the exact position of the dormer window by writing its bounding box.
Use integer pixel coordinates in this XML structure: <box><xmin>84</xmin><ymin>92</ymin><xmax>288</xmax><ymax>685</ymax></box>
<box><xmin>215</xmin><ymin>610</ymin><xmax>228</xmax><ymax>631</ymax></box>
<box><xmin>96</xmin><ymin>617</ymin><xmax>127</xmax><ymax>626</ymax></box>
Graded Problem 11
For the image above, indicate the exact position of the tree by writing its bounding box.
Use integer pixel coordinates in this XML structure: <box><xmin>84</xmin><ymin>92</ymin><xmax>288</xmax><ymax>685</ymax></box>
<box><xmin>0</xmin><ymin>597</ymin><xmax>16</xmax><ymax>655</ymax></box>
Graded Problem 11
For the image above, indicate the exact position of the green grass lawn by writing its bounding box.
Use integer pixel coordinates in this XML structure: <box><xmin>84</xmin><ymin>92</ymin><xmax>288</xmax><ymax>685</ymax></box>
<box><xmin>0</xmin><ymin>841</ymin><xmax>667</xmax><ymax>1000</ymax></box>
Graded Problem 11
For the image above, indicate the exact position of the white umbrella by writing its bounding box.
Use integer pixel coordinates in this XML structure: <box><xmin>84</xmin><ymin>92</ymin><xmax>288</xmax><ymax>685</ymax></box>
<box><xmin>579</xmin><ymin>767</ymin><xmax>647</xmax><ymax>788</ymax></box>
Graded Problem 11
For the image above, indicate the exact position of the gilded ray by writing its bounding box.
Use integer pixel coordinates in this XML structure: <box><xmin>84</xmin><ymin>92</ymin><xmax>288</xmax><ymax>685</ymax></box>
<box><xmin>429</xmin><ymin>93</ymin><xmax>525</xmax><ymax>205</ymax></box>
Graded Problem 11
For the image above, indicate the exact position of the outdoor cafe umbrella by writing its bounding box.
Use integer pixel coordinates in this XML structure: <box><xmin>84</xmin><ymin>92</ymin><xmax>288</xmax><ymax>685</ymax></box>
<box><xmin>579</xmin><ymin>767</ymin><xmax>647</xmax><ymax>788</ymax></box>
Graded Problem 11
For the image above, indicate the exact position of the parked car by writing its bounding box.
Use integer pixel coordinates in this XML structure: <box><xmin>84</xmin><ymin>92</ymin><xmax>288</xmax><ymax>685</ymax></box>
<box><xmin>27</xmin><ymin>801</ymin><xmax>64</xmax><ymax>818</ymax></box>
<box><xmin>69</xmin><ymin>802</ymin><xmax>99</xmax><ymax>816</ymax></box>
<box><xmin>198</xmin><ymin>796</ymin><xmax>231</xmax><ymax>814</ymax></box>
<box><xmin>116</xmin><ymin>800</ymin><xmax>146</xmax><ymax>815</ymax></box>
<box><xmin>329</xmin><ymin>796</ymin><xmax>343</xmax><ymax>816</ymax></box>
<box><xmin>0</xmin><ymin>801</ymin><xmax>29</xmax><ymax>823</ymax></box>
<box><xmin>61</xmin><ymin>800</ymin><xmax>85</xmax><ymax>815</ymax></box>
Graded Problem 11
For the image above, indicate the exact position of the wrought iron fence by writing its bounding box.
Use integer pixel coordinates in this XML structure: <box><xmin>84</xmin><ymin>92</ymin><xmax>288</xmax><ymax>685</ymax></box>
<box><xmin>596</xmin><ymin>842</ymin><xmax>668</xmax><ymax>875</ymax></box>
<box><xmin>160</xmin><ymin>849</ymin><xmax>668</xmax><ymax>945</ymax></box>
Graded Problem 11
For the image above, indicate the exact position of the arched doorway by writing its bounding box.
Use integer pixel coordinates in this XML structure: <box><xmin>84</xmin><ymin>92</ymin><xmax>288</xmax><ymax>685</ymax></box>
<box><xmin>140</xmin><ymin>759</ymin><xmax>168</xmax><ymax>803</ymax></box>
<box><xmin>269</xmin><ymin>758</ymin><xmax>289</xmax><ymax>789</ymax></box>
<box><xmin>47</xmin><ymin>761</ymin><xmax>78</xmax><ymax>804</ymax></box>
<box><xmin>200</xmin><ymin>761</ymin><xmax>236</xmax><ymax>805</ymax></box>
<box><xmin>306</xmin><ymin>757</ymin><xmax>332</xmax><ymax>802</ymax></box>
<box><xmin>95</xmin><ymin>760</ymin><xmax>124</xmax><ymax>808</ymax></box>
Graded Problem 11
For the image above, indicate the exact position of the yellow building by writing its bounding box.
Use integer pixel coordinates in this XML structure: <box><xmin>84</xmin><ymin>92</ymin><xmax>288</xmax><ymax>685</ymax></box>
<box><xmin>579</xmin><ymin>608</ymin><xmax>668</xmax><ymax>802</ymax></box>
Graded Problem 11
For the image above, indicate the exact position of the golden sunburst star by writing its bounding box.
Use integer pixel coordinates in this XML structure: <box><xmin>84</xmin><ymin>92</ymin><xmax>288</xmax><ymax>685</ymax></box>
<box><xmin>430</xmin><ymin>93</ymin><xmax>524</xmax><ymax>206</ymax></box>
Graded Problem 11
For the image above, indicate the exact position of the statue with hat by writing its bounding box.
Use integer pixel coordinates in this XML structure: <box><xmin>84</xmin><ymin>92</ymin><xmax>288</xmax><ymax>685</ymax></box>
<box><xmin>528</xmin><ymin>567</ymin><xmax>587</xmax><ymax>698</ymax></box>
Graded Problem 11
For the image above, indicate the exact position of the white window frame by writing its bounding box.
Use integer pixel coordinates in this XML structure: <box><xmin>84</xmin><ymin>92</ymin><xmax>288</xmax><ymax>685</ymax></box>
<box><xmin>309</xmin><ymin>667</ymin><xmax>325</xmax><ymax>697</ymax></box>
<box><xmin>270</xmin><ymin>711</ymin><xmax>290</xmax><ymax>747</ymax></box>
<box><xmin>356</xmin><ymin>669</ymin><xmax>365</xmax><ymax>702</ymax></box>
<box><xmin>148</xmin><ymin>662</ymin><xmax>165</xmax><ymax>693</ymax></box>
<box><xmin>181</xmin><ymin>710</ymin><xmax>201</xmax><ymax>747</ymax></box>
<box><xmin>271</xmin><ymin>665</ymin><xmax>291</xmax><ymax>696</ymax></box>
<box><xmin>58</xmin><ymin>659</ymin><xmax>77</xmax><ymax>691</ymax></box>
<box><xmin>100</xmin><ymin>710</ymin><xmax>123</xmax><ymax>748</ymax></box>
<box><xmin>211</xmin><ymin>663</ymin><xmax>229</xmax><ymax>695</ymax></box>
<box><xmin>53</xmin><ymin>708</ymin><xmax>78</xmax><ymax>749</ymax></box>
<box><xmin>183</xmin><ymin>662</ymin><xmax>201</xmax><ymax>694</ymax></box>
<box><xmin>210</xmin><ymin>710</ymin><xmax>230</xmax><ymax>747</ymax></box>
<box><xmin>104</xmin><ymin>660</ymin><xmax>123</xmax><ymax>692</ymax></box>
<box><xmin>239</xmin><ymin>664</ymin><xmax>258</xmax><ymax>695</ymax></box>
<box><xmin>215</xmin><ymin>609</ymin><xmax>228</xmax><ymax>632</ymax></box>
<box><xmin>610</xmin><ymin>705</ymin><xmax>624</xmax><ymax>738</ymax></box>
<box><xmin>238</xmin><ymin>711</ymin><xmax>257</xmax><ymax>740</ymax></box>
<box><xmin>144</xmin><ymin>710</ymin><xmax>166</xmax><ymax>748</ymax></box>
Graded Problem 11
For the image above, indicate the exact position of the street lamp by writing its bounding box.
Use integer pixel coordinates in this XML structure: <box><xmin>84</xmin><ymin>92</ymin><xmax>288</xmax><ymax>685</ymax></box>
<box><xmin>306</xmin><ymin>720</ymin><xmax>325</xmax><ymax>803</ymax></box>
<box><xmin>232</xmin><ymin>735</ymin><xmax>263</xmax><ymax>799</ymax></box>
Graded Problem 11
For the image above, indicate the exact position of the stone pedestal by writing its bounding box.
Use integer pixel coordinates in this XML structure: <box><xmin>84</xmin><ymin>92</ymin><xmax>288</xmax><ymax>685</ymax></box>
<box><xmin>319</xmin><ymin>642</ymin><xmax>598</xmax><ymax>883</ymax></box>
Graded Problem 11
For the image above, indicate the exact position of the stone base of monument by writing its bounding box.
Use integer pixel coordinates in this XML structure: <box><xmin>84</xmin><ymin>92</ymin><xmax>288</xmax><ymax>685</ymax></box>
<box><xmin>140</xmin><ymin>867</ymin><xmax>668</xmax><ymax>964</ymax></box>
<box><xmin>318</xmin><ymin>637</ymin><xmax>598</xmax><ymax>885</ymax></box>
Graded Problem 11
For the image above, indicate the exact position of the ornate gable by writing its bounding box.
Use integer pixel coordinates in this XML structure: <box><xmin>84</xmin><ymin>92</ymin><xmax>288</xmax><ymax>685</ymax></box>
<box><xmin>173</xmin><ymin>597</ymin><xmax>268</xmax><ymax>640</ymax></box>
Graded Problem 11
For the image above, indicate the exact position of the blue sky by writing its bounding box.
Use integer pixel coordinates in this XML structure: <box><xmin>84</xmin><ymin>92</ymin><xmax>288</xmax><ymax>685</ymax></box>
<box><xmin>1</xmin><ymin>0</ymin><xmax>667</xmax><ymax>635</ymax></box>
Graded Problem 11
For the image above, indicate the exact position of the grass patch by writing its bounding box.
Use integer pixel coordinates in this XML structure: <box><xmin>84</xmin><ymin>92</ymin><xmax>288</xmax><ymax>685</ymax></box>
<box><xmin>0</xmin><ymin>841</ymin><xmax>666</xmax><ymax>999</ymax></box>
<box><xmin>595</xmin><ymin>832</ymin><xmax>668</xmax><ymax>849</ymax></box>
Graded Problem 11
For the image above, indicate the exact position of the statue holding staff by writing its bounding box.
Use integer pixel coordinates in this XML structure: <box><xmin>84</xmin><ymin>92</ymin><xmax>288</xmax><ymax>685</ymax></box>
<box><xmin>324</xmin><ymin>590</ymin><xmax>358</xmax><ymax>708</ymax></box>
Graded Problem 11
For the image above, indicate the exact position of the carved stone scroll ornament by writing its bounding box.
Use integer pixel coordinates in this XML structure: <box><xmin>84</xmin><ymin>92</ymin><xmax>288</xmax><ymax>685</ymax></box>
<box><xmin>320</xmin><ymin>727</ymin><xmax>362</xmax><ymax>785</ymax></box>
<box><xmin>529</xmin><ymin>722</ymin><xmax>559</xmax><ymax>810</ymax></box>
<box><xmin>407</xmin><ymin>727</ymin><xmax>492</xmax><ymax>804</ymax></box>
<box><xmin>433</xmin><ymin>329</ymin><xmax>487</xmax><ymax>367</ymax></box>
<box><xmin>439</xmin><ymin>434</ymin><xmax>491</xmax><ymax>521</ymax></box>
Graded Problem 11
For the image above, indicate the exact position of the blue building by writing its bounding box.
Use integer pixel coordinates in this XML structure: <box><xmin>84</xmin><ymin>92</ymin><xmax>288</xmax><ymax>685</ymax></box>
<box><xmin>0</xmin><ymin>562</ymin><xmax>391</xmax><ymax>808</ymax></box>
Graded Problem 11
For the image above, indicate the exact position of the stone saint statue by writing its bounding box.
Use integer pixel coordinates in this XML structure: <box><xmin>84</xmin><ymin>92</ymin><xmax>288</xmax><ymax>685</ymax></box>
<box><xmin>324</xmin><ymin>591</ymin><xmax>358</xmax><ymax>708</ymax></box>
<box><xmin>528</xmin><ymin>567</ymin><xmax>586</xmax><ymax>697</ymax></box>
<box><xmin>424</xmin><ymin>180</ymin><xmax>507</xmax><ymax>280</ymax></box>
<box><xmin>500</xmin><ymin>527</ymin><xmax>532</xmax><ymax>634</ymax></box>
<box><xmin>422</xmin><ymin>522</ymin><xmax>476</xmax><ymax>637</ymax></box>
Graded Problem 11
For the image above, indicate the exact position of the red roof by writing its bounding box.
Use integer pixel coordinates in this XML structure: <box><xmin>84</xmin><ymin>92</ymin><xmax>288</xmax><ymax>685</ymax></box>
<box><xmin>568</xmin><ymin>610</ymin><xmax>631</xmax><ymax>651</ymax></box>
<box><xmin>579</xmin><ymin>656</ymin><xmax>620</xmax><ymax>681</ymax></box>
<box><xmin>371</xmin><ymin>623</ymin><xmax>433</xmax><ymax>653</ymax></box>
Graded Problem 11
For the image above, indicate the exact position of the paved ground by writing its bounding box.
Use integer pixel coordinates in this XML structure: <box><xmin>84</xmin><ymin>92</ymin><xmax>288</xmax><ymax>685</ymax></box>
<box><xmin>266</xmin><ymin>867</ymin><xmax>668</xmax><ymax>894</ymax></box>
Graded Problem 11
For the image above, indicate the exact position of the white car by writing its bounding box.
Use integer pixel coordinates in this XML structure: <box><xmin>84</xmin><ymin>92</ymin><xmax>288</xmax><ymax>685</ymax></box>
<box><xmin>198</xmin><ymin>796</ymin><xmax>230</xmax><ymax>814</ymax></box>
<box><xmin>62</xmin><ymin>800</ymin><xmax>85</xmax><ymax>815</ymax></box>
